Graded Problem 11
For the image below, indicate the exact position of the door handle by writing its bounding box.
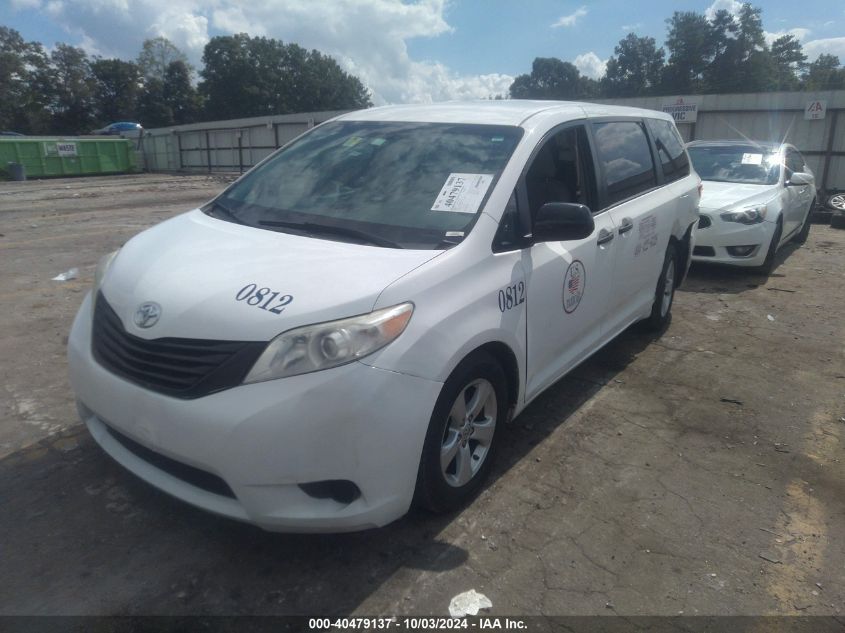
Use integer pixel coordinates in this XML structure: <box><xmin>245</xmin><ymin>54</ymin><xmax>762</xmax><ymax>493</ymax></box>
<box><xmin>597</xmin><ymin>228</ymin><xmax>615</xmax><ymax>245</ymax></box>
<box><xmin>618</xmin><ymin>218</ymin><xmax>634</xmax><ymax>235</ymax></box>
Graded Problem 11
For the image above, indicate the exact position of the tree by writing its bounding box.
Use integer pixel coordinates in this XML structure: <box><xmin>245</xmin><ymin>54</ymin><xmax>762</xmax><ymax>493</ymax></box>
<box><xmin>200</xmin><ymin>34</ymin><xmax>371</xmax><ymax>119</ymax></box>
<box><xmin>662</xmin><ymin>11</ymin><xmax>715</xmax><ymax>94</ymax></box>
<box><xmin>137</xmin><ymin>37</ymin><xmax>190</xmax><ymax>82</ymax></box>
<box><xmin>705</xmin><ymin>4</ymin><xmax>771</xmax><ymax>93</ymax></box>
<box><xmin>601</xmin><ymin>33</ymin><xmax>665</xmax><ymax>97</ymax></box>
<box><xmin>163</xmin><ymin>60</ymin><xmax>201</xmax><ymax>124</ymax></box>
<box><xmin>137</xmin><ymin>77</ymin><xmax>172</xmax><ymax>128</ymax></box>
<box><xmin>509</xmin><ymin>57</ymin><xmax>593</xmax><ymax>100</ymax></box>
<box><xmin>769</xmin><ymin>34</ymin><xmax>806</xmax><ymax>91</ymax></box>
<box><xmin>0</xmin><ymin>27</ymin><xmax>51</xmax><ymax>133</ymax></box>
<box><xmin>803</xmin><ymin>54</ymin><xmax>845</xmax><ymax>90</ymax></box>
<box><xmin>49</xmin><ymin>44</ymin><xmax>96</xmax><ymax>134</ymax></box>
<box><xmin>90</xmin><ymin>58</ymin><xmax>141</xmax><ymax>125</ymax></box>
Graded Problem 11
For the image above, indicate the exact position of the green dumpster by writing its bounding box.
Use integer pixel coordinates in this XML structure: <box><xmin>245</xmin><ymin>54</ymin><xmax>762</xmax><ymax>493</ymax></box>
<box><xmin>0</xmin><ymin>137</ymin><xmax>137</xmax><ymax>179</ymax></box>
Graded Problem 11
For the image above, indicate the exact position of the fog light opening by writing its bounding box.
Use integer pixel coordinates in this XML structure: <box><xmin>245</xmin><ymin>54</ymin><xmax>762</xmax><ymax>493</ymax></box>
<box><xmin>726</xmin><ymin>245</ymin><xmax>757</xmax><ymax>257</ymax></box>
<box><xmin>299</xmin><ymin>480</ymin><xmax>361</xmax><ymax>505</ymax></box>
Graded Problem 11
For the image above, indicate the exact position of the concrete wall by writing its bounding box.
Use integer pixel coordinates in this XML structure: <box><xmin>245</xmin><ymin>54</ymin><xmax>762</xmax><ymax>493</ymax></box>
<box><xmin>141</xmin><ymin>91</ymin><xmax>845</xmax><ymax>193</ymax></box>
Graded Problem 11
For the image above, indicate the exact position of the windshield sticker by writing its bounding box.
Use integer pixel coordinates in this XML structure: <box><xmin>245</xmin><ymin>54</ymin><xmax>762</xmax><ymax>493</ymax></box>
<box><xmin>370</xmin><ymin>138</ymin><xmax>387</xmax><ymax>146</ymax></box>
<box><xmin>741</xmin><ymin>153</ymin><xmax>763</xmax><ymax>165</ymax></box>
<box><xmin>342</xmin><ymin>137</ymin><xmax>363</xmax><ymax>148</ymax></box>
<box><xmin>431</xmin><ymin>173</ymin><xmax>494</xmax><ymax>214</ymax></box>
<box><xmin>445</xmin><ymin>231</ymin><xmax>465</xmax><ymax>237</ymax></box>
<box><xmin>491</xmin><ymin>136</ymin><xmax>505</xmax><ymax>142</ymax></box>
<box><xmin>562</xmin><ymin>260</ymin><xmax>586</xmax><ymax>314</ymax></box>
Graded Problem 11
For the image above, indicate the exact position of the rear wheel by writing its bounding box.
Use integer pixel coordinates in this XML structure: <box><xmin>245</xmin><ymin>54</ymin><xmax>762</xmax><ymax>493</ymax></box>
<box><xmin>643</xmin><ymin>243</ymin><xmax>677</xmax><ymax>332</ymax></box>
<box><xmin>758</xmin><ymin>218</ymin><xmax>783</xmax><ymax>275</ymax></box>
<box><xmin>414</xmin><ymin>351</ymin><xmax>507</xmax><ymax>513</ymax></box>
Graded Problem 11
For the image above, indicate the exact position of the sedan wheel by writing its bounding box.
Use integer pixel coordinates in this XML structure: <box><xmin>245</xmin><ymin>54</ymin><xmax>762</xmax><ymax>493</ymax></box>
<box><xmin>440</xmin><ymin>378</ymin><xmax>497</xmax><ymax>488</ymax></box>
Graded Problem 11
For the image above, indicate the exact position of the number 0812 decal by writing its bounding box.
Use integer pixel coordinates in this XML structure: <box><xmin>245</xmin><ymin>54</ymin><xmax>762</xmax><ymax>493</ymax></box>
<box><xmin>235</xmin><ymin>283</ymin><xmax>294</xmax><ymax>314</ymax></box>
<box><xmin>497</xmin><ymin>281</ymin><xmax>525</xmax><ymax>312</ymax></box>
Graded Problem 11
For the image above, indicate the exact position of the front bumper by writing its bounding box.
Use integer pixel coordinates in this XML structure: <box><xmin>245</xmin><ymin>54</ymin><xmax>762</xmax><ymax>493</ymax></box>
<box><xmin>68</xmin><ymin>293</ymin><xmax>443</xmax><ymax>532</ymax></box>
<box><xmin>691</xmin><ymin>213</ymin><xmax>777</xmax><ymax>267</ymax></box>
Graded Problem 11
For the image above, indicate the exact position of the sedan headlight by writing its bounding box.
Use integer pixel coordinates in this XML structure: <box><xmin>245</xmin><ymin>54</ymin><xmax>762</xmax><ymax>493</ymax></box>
<box><xmin>93</xmin><ymin>249</ymin><xmax>119</xmax><ymax>295</ymax></box>
<box><xmin>720</xmin><ymin>205</ymin><xmax>767</xmax><ymax>224</ymax></box>
<box><xmin>244</xmin><ymin>302</ymin><xmax>414</xmax><ymax>383</ymax></box>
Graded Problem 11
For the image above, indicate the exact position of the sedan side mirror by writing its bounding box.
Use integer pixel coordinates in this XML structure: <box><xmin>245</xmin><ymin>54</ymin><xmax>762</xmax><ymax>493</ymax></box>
<box><xmin>533</xmin><ymin>203</ymin><xmax>595</xmax><ymax>242</ymax></box>
<box><xmin>787</xmin><ymin>172</ymin><xmax>813</xmax><ymax>186</ymax></box>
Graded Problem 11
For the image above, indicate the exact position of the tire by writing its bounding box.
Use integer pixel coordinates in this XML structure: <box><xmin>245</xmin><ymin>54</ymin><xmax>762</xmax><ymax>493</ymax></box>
<box><xmin>643</xmin><ymin>243</ymin><xmax>678</xmax><ymax>332</ymax></box>
<box><xmin>758</xmin><ymin>218</ymin><xmax>783</xmax><ymax>275</ymax></box>
<box><xmin>827</xmin><ymin>193</ymin><xmax>845</xmax><ymax>211</ymax></box>
<box><xmin>792</xmin><ymin>201</ymin><xmax>814</xmax><ymax>244</ymax></box>
<box><xmin>414</xmin><ymin>351</ymin><xmax>507</xmax><ymax>513</ymax></box>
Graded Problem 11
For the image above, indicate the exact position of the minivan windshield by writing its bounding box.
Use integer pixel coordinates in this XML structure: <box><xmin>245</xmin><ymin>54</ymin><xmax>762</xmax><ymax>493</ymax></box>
<box><xmin>687</xmin><ymin>144</ymin><xmax>780</xmax><ymax>186</ymax></box>
<box><xmin>209</xmin><ymin>121</ymin><xmax>523</xmax><ymax>249</ymax></box>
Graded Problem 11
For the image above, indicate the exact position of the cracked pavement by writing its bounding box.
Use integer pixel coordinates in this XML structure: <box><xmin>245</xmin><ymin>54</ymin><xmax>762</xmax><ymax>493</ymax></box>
<box><xmin>1</xmin><ymin>175</ymin><xmax>843</xmax><ymax>617</ymax></box>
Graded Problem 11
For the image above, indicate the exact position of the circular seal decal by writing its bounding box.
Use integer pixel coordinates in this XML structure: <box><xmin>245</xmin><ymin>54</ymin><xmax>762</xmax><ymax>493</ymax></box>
<box><xmin>134</xmin><ymin>302</ymin><xmax>162</xmax><ymax>328</ymax></box>
<box><xmin>562</xmin><ymin>260</ymin><xmax>586</xmax><ymax>314</ymax></box>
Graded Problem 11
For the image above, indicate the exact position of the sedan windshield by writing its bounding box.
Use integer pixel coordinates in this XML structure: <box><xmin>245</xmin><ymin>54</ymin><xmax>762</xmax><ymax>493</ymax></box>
<box><xmin>688</xmin><ymin>145</ymin><xmax>780</xmax><ymax>185</ymax></box>
<box><xmin>209</xmin><ymin>121</ymin><xmax>523</xmax><ymax>249</ymax></box>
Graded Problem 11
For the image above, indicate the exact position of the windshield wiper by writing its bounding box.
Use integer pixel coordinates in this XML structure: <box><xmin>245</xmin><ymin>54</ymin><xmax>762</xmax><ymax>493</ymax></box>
<box><xmin>258</xmin><ymin>219</ymin><xmax>403</xmax><ymax>249</ymax></box>
<box><xmin>205</xmin><ymin>199</ymin><xmax>249</xmax><ymax>226</ymax></box>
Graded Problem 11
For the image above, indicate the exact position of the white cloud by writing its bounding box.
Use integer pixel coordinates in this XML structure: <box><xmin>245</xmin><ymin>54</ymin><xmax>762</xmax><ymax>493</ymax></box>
<box><xmin>803</xmin><ymin>37</ymin><xmax>845</xmax><ymax>61</ymax></box>
<box><xmin>12</xmin><ymin>0</ymin><xmax>515</xmax><ymax>105</ymax></box>
<box><xmin>704</xmin><ymin>0</ymin><xmax>741</xmax><ymax>21</ymax></box>
<box><xmin>551</xmin><ymin>6</ymin><xmax>588</xmax><ymax>29</ymax></box>
<box><xmin>763</xmin><ymin>28</ymin><xmax>811</xmax><ymax>46</ymax></box>
<box><xmin>621</xmin><ymin>23</ymin><xmax>643</xmax><ymax>32</ymax></box>
<box><xmin>574</xmin><ymin>52</ymin><xmax>607</xmax><ymax>79</ymax></box>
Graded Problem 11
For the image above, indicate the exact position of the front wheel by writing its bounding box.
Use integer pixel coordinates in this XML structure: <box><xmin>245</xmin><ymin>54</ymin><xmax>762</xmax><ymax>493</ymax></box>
<box><xmin>643</xmin><ymin>243</ymin><xmax>677</xmax><ymax>332</ymax></box>
<box><xmin>792</xmin><ymin>201</ymin><xmax>814</xmax><ymax>244</ymax></box>
<box><xmin>758</xmin><ymin>218</ymin><xmax>783</xmax><ymax>275</ymax></box>
<box><xmin>414</xmin><ymin>352</ymin><xmax>507</xmax><ymax>513</ymax></box>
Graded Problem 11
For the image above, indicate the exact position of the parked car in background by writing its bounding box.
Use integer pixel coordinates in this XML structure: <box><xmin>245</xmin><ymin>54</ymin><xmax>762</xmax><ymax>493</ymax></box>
<box><xmin>687</xmin><ymin>140</ymin><xmax>815</xmax><ymax>274</ymax></box>
<box><xmin>93</xmin><ymin>122</ymin><xmax>143</xmax><ymax>137</ymax></box>
<box><xmin>68</xmin><ymin>101</ymin><xmax>699</xmax><ymax>532</ymax></box>
<box><xmin>0</xmin><ymin>131</ymin><xmax>25</xmax><ymax>137</ymax></box>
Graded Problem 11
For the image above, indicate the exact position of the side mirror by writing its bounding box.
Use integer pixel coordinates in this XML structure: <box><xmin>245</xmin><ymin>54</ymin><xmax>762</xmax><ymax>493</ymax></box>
<box><xmin>533</xmin><ymin>203</ymin><xmax>595</xmax><ymax>242</ymax></box>
<box><xmin>787</xmin><ymin>172</ymin><xmax>813</xmax><ymax>186</ymax></box>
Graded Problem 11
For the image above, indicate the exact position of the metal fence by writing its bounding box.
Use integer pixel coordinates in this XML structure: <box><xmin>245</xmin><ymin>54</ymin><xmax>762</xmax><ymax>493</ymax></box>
<box><xmin>140</xmin><ymin>110</ymin><xmax>348</xmax><ymax>174</ymax></box>
<box><xmin>141</xmin><ymin>90</ymin><xmax>845</xmax><ymax>195</ymax></box>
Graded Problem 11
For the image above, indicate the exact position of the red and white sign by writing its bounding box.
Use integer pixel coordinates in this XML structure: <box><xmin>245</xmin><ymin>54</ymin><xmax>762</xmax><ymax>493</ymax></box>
<box><xmin>805</xmin><ymin>100</ymin><xmax>827</xmax><ymax>121</ymax></box>
<box><xmin>661</xmin><ymin>96</ymin><xmax>700</xmax><ymax>123</ymax></box>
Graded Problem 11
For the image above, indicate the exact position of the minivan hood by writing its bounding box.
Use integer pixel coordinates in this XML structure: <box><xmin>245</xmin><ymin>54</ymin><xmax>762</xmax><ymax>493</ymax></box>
<box><xmin>699</xmin><ymin>180</ymin><xmax>778</xmax><ymax>212</ymax></box>
<box><xmin>100</xmin><ymin>210</ymin><xmax>442</xmax><ymax>341</ymax></box>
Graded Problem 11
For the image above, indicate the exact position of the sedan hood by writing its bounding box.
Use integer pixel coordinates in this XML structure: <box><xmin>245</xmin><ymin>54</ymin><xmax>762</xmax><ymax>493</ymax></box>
<box><xmin>100</xmin><ymin>210</ymin><xmax>441</xmax><ymax>341</ymax></box>
<box><xmin>699</xmin><ymin>181</ymin><xmax>778</xmax><ymax>212</ymax></box>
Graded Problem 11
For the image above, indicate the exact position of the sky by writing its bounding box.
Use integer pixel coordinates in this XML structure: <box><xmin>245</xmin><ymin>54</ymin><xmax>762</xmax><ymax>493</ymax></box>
<box><xmin>2</xmin><ymin>0</ymin><xmax>844</xmax><ymax>105</ymax></box>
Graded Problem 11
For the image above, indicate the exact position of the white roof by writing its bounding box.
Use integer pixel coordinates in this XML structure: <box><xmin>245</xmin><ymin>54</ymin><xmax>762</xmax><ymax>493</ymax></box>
<box><xmin>338</xmin><ymin>100</ymin><xmax>673</xmax><ymax>127</ymax></box>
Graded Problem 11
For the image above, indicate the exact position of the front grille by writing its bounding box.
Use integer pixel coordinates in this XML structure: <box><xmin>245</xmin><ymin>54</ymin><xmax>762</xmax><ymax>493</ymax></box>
<box><xmin>103</xmin><ymin>421</ymin><xmax>236</xmax><ymax>498</ymax></box>
<box><xmin>693</xmin><ymin>246</ymin><xmax>715</xmax><ymax>257</ymax></box>
<box><xmin>698</xmin><ymin>215</ymin><xmax>712</xmax><ymax>228</ymax></box>
<box><xmin>92</xmin><ymin>292</ymin><xmax>266</xmax><ymax>399</ymax></box>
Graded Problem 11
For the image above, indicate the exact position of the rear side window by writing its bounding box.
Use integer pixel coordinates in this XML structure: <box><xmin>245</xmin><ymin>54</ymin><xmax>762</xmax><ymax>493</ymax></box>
<box><xmin>593</xmin><ymin>121</ymin><xmax>656</xmax><ymax>207</ymax></box>
<box><xmin>645</xmin><ymin>118</ymin><xmax>690</xmax><ymax>183</ymax></box>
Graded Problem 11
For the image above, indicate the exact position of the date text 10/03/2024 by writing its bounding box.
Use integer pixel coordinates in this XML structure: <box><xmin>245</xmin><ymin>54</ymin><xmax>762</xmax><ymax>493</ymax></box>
<box><xmin>308</xmin><ymin>617</ymin><xmax>528</xmax><ymax>630</ymax></box>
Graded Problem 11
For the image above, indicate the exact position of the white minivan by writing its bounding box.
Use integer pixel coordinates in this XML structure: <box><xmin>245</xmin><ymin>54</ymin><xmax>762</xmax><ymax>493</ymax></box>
<box><xmin>68</xmin><ymin>101</ymin><xmax>700</xmax><ymax>532</ymax></box>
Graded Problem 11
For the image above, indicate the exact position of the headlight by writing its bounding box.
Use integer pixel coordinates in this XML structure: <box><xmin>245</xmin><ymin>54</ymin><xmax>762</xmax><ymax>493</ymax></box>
<box><xmin>93</xmin><ymin>249</ymin><xmax>119</xmax><ymax>295</ymax></box>
<box><xmin>720</xmin><ymin>205</ymin><xmax>767</xmax><ymax>224</ymax></box>
<box><xmin>244</xmin><ymin>302</ymin><xmax>414</xmax><ymax>383</ymax></box>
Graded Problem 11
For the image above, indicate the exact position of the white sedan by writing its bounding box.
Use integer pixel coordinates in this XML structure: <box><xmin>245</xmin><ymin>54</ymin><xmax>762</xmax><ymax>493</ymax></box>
<box><xmin>687</xmin><ymin>141</ymin><xmax>815</xmax><ymax>273</ymax></box>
